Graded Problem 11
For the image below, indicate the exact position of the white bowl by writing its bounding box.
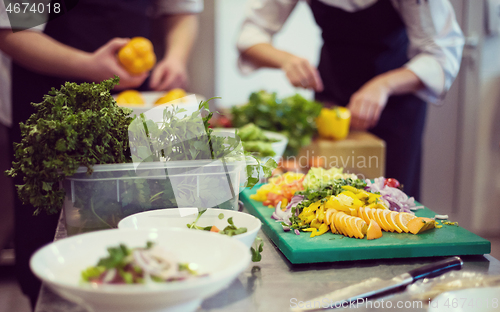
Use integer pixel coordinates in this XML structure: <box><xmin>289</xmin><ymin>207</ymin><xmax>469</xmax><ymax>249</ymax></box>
<box><xmin>30</xmin><ymin>228</ymin><xmax>250</xmax><ymax>312</ymax></box>
<box><xmin>118</xmin><ymin>208</ymin><xmax>261</xmax><ymax>248</ymax></box>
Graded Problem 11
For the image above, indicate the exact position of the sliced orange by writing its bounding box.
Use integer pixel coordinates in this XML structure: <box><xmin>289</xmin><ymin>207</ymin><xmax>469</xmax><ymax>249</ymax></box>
<box><xmin>381</xmin><ymin>210</ymin><xmax>395</xmax><ymax>232</ymax></box>
<box><xmin>354</xmin><ymin>218</ymin><xmax>366</xmax><ymax>239</ymax></box>
<box><xmin>366</xmin><ymin>208</ymin><xmax>377</xmax><ymax>223</ymax></box>
<box><xmin>334</xmin><ymin>212</ymin><xmax>345</xmax><ymax>235</ymax></box>
<box><xmin>408</xmin><ymin>217</ymin><xmax>436</xmax><ymax>234</ymax></box>
<box><xmin>340</xmin><ymin>214</ymin><xmax>353</xmax><ymax>237</ymax></box>
<box><xmin>347</xmin><ymin>217</ymin><xmax>360</xmax><ymax>238</ymax></box>
<box><xmin>387</xmin><ymin>211</ymin><xmax>403</xmax><ymax>233</ymax></box>
<box><xmin>396</xmin><ymin>212</ymin><xmax>416</xmax><ymax>233</ymax></box>
<box><xmin>373</xmin><ymin>209</ymin><xmax>388</xmax><ymax>232</ymax></box>
<box><xmin>357</xmin><ymin>207</ymin><xmax>364</xmax><ymax>220</ymax></box>
<box><xmin>361</xmin><ymin>207</ymin><xmax>372</xmax><ymax>224</ymax></box>
<box><xmin>377</xmin><ymin>209</ymin><xmax>393</xmax><ymax>232</ymax></box>
<box><xmin>367</xmin><ymin>220</ymin><xmax>383</xmax><ymax>240</ymax></box>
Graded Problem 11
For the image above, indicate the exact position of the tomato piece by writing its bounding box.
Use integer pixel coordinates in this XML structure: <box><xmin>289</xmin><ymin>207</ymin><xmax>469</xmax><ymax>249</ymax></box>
<box><xmin>384</xmin><ymin>178</ymin><xmax>400</xmax><ymax>188</ymax></box>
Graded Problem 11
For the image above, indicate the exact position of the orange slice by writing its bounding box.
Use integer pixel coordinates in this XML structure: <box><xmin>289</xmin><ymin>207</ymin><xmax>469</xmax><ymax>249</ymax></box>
<box><xmin>354</xmin><ymin>218</ymin><xmax>366</xmax><ymax>239</ymax></box>
<box><xmin>381</xmin><ymin>210</ymin><xmax>395</xmax><ymax>232</ymax></box>
<box><xmin>387</xmin><ymin>211</ymin><xmax>403</xmax><ymax>233</ymax></box>
<box><xmin>396</xmin><ymin>212</ymin><xmax>416</xmax><ymax>233</ymax></box>
<box><xmin>373</xmin><ymin>209</ymin><xmax>388</xmax><ymax>232</ymax></box>
<box><xmin>408</xmin><ymin>217</ymin><xmax>436</xmax><ymax>234</ymax></box>
<box><xmin>367</xmin><ymin>220</ymin><xmax>383</xmax><ymax>240</ymax></box>
<box><xmin>366</xmin><ymin>208</ymin><xmax>376</xmax><ymax>223</ymax></box>
<box><xmin>348</xmin><ymin>217</ymin><xmax>361</xmax><ymax>239</ymax></box>
<box><xmin>377</xmin><ymin>209</ymin><xmax>392</xmax><ymax>232</ymax></box>
<box><xmin>358</xmin><ymin>207</ymin><xmax>364</xmax><ymax>220</ymax></box>
<box><xmin>334</xmin><ymin>212</ymin><xmax>345</xmax><ymax>235</ymax></box>
<box><xmin>341</xmin><ymin>214</ymin><xmax>353</xmax><ymax>237</ymax></box>
<box><xmin>361</xmin><ymin>207</ymin><xmax>372</xmax><ymax>224</ymax></box>
<box><xmin>358</xmin><ymin>219</ymin><xmax>368</xmax><ymax>235</ymax></box>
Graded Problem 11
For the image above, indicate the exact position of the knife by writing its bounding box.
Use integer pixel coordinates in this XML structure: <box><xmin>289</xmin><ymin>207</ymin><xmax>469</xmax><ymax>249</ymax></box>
<box><xmin>291</xmin><ymin>256</ymin><xmax>463</xmax><ymax>311</ymax></box>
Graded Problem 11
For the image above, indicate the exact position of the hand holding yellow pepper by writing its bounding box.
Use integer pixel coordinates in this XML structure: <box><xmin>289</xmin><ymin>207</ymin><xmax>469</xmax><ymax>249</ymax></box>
<box><xmin>118</xmin><ymin>37</ymin><xmax>156</xmax><ymax>75</ymax></box>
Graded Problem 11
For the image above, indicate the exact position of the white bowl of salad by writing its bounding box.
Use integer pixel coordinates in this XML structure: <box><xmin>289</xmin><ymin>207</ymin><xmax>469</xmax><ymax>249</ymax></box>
<box><xmin>118</xmin><ymin>208</ymin><xmax>262</xmax><ymax>248</ymax></box>
<box><xmin>30</xmin><ymin>228</ymin><xmax>251</xmax><ymax>312</ymax></box>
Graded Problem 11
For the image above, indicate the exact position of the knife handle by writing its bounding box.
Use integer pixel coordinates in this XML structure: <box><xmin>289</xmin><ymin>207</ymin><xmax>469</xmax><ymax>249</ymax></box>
<box><xmin>407</xmin><ymin>256</ymin><xmax>463</xmax><ymax>281</ymax></box>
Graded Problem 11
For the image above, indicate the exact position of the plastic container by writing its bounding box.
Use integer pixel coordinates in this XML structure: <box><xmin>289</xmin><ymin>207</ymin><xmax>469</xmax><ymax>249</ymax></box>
<box><xmin>61</xmin><ymin>159</ymin><xmax>248</xmax><ymax>236</ymax></box>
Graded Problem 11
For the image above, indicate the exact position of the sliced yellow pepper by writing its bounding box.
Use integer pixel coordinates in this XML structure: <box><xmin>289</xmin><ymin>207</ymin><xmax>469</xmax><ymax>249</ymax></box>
<box><xmin>341</xmin><ymin>185</ymin><xmax>361</xmax><ymax>194</ymax></box>
<box><xmin>310</xmin><ymin>218</ymin><xmax>322</xmax><ymax>229</ymax></box>
<box><xmin>115</xmin><ymin>90</ymin><xmax>144</xmax><ymax>106</ymax></box>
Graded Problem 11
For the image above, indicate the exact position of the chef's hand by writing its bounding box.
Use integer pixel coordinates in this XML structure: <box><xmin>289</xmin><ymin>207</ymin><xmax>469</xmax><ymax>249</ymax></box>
<box><xmin>347</xmin><ymin>77</ymin><xmax>390</xmax><ymax>130</ymax></box>
<box><xmin>149</xmin><ymin>56</ymin><xmax>188</xmax><ymax>91</ymax></box>
<box><xmin>84</xmin><ymin>38</ymin><xmax>148</xmax><ymax>90</ymax></box>
<box><xmin>282</xmin><ymin>55</ymin><xmax>324</xmax><ymax>92</ymax></box>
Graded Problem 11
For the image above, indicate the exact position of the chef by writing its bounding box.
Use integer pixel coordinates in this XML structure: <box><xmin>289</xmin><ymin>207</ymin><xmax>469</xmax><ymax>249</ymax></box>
<box><xmin>0</xmin><ymin>0</ymin><xmax>202</xmax><ymax>308</ymax></box>
<box><xmin>237</xmin><ymin>0</ymin><xmax>464</xmax><ymax>199</ymax></box>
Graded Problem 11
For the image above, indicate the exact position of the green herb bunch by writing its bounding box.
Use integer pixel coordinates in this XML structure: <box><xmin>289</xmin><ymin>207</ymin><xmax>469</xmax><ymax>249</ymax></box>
<box><xmin>231</xmin><ymin>91</ymin><xmax>323</xmax><ymax>155</ymax></box>
<box><xmin>6</xmin><ymin>77</ymin><xmax>132</xmax><ymax>214</ymax></box>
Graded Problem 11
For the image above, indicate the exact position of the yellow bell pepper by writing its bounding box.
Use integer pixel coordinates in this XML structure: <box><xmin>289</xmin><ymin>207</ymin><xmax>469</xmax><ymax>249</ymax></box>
<box><xmin>316</xmin><ymin>224</ymin><xmax>330</xmax><ymax>236</ymax></box>
<box><xmin>310</xmin><ymin>218</ymin><xmax>322</xmax><ymax>229</ymax></box>
<box><xmin>118</xmin><ymin>37</ymin><xmax>156</xmax><ymax>75</ymax></box>
<box><xmin>316</xmin><ymin>106</ymin><xmax>351</xmax><ymax>140</ymax></box>
<box><xmin>341</xmin><ymin>185</ymin><xmax>361</xmax><ymax>194</ymax></box>
<box><xmin>155</xmin><ymin>88</ymin><xmax>187</xmax><ymax>105</ymax></box>
<box><xmin>115</xmin><ymin>90</ymin><xmax>145</xmax><ymax>106</ymax></box>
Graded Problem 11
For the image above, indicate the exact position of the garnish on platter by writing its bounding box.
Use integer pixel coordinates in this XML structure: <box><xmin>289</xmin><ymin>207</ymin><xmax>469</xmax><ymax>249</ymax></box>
<box><xmin>81</xmin><ymin>242</ymin><xmax>200</xmax><ymax>285</ymax></box>
<box><xmin>255</xmin><ymin>169</ymin><xmax>449</xmax><ymax>240</ymax></box>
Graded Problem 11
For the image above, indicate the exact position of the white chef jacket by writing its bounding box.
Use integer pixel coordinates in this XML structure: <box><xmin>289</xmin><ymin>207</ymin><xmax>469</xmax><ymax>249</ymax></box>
<box><xmin>0</xmin><ymin>0</ymin><xmax>203</xmax><ymax>127</ymax></box>
<box><xmin>237</xmin><ymin>0</ymin><xmax>465</xmax><ymax>104</ymax></box>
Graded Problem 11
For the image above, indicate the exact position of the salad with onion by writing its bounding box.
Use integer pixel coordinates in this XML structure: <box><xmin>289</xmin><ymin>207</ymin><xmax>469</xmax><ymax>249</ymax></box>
<box><xmin>81</xmin><ymin>242</ymin><xmax>200</xmax><ymax>285</ymax></box>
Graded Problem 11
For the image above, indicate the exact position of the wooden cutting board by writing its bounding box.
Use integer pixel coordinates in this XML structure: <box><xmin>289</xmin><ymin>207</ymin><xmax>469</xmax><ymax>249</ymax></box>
<box><xmin>241</xmin><ymin>187</ymin><xmax>491</xmax><ymax>264</ymax></box>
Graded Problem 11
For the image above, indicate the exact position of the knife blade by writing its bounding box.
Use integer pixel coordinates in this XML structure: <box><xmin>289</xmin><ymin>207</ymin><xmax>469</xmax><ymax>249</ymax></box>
<box><xmin>291</xmin><ymin>256</ymin><xmax>463</xmax><ymax>311</ymax></box>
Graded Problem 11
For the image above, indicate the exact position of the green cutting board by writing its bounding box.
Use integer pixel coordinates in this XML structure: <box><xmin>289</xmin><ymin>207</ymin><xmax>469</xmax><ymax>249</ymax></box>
<box><xmin>241</xmin><ymin>186</ymin><xmax>491</xmax><ymax>264</ymax></box>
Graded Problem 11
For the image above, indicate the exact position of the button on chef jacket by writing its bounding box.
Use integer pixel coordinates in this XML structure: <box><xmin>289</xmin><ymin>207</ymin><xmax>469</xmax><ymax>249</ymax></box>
<box><xmin>237</xmin><ymin>0</ymin><xmax>464</xmax><ymax>199</ymax></box>
<box><xmin>0</xmin><ymin>0</ymin><xmax>202</xmax><ymax>308</ymax></box>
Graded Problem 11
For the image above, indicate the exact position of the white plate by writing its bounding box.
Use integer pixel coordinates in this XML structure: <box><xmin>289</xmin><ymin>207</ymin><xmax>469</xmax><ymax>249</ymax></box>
<box><xmin>118</xmin><ymin>208</ymin><xmax>262</xmax><ymax>248</ymax></box>
<box><xmin>428</xmin><ymin>286</ymin><xmax>500</xmax><ymax>312</ymax></box>
<box><xmin>30</xmin><ymin>228</ymin><xmax>250</xmax><ymax>312</ymax></box>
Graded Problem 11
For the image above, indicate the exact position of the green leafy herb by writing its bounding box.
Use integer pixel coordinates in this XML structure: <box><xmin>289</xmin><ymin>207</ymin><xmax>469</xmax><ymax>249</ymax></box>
<box><xmin>251</xmin><ymin>236</ymin><xmax>264</xmax><ymax>262</ymax></box>
<box><xmin>231</xmin><ymin>91</ymin><xmax>322</xmax><ymax>155</ymax></box>
<box><xmin>6</xmin><ymin>77</ymin><xmax>132</xmax><ymax>214</ymax></box>
<box><xmin>7</xmin><ymin>78</ymin><xmax>277</xmax><ymax>217</ymax></box>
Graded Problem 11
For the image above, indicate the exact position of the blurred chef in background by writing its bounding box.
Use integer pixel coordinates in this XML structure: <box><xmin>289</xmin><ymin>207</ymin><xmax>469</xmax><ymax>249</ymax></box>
<box><xmin>0</xmin><ymin>0</ymin><xmax>202</xmax><ymax>308</ymax></box>
<box><xmin>237</xmin><ymin>0</ymin><xmax>464</xmax><ymax>200</ymax></box>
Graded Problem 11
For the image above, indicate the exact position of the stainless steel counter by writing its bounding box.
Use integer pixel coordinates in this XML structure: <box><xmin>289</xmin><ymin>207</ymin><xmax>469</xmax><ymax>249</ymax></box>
<box><xmin>34</xmin><ymin>211</ymin><xmax>500</xmax><ymax>312</ymax></box>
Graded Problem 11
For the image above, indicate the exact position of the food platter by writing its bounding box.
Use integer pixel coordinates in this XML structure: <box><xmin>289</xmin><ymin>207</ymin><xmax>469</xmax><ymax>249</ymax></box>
<box><xmin>241</xmin><ymin>185</ymin><xmax>491</xmax><ymax>264</ymax></box>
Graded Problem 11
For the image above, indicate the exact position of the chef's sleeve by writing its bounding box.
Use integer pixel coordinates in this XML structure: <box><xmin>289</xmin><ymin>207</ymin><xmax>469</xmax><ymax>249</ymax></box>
<box><xmin>395</xmin><ymin>0</ymin><xmax>465</xmax><ymax>104</ymax></box>
<box><xmin>236</xmin><ymin>0</ymin><xmax>299</xmax><ymax>74</ymax></box>
<box><xmin>154</xmin><ymin>0</ymin><xmax>204</xmax><ymax>15</ymax></box>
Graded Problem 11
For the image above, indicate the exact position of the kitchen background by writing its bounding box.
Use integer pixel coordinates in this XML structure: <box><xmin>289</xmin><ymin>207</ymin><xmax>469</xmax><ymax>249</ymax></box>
<box><xmin>0</xmin><ymin>0</ymin><xmax>499</xmax><ymax>310</ymax></box>
<box><xmin>186</xmin><ymin>0</ymin><xmax>500</xmax><ymax>236</ymax></box>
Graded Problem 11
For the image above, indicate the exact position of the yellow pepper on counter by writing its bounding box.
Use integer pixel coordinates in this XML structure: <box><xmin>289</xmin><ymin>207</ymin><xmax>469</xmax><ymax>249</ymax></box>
<box><xmin>316</xmin><ymin>106</ymin><xmax>351</xmax><ymax>140</ymax></box>
<box><xmin>155</xmin><ymin>88</ymin><xmax>187</xmax><ymax>105</ymax></box>
<box><xmin>118</xmin><ymin>37</ymin><xmax>156</xmax><ymax>75</ymax></box>
<box><xmin>115</xmin><ymin>90</ymin><xmax>145</xmax><ymax>106</ymax></box>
